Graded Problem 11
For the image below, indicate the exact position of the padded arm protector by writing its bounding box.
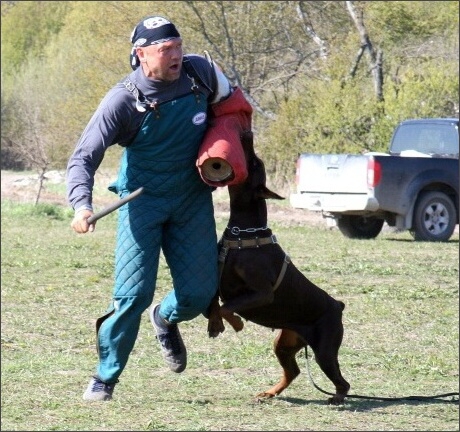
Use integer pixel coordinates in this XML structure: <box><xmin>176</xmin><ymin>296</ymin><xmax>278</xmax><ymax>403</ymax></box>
<box><xmin>210</xmin><ymin>63</ymin><xmax>232</xmax><ymax>104</ymax></box>
<box><xmin>197</xmin><ymin>87</ymin><xmax>253</xmax><ymax>187</ymax></box>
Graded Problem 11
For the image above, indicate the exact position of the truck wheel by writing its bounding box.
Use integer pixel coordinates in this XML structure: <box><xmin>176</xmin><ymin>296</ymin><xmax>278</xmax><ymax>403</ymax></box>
<box><xmin>337</xmin><ymin>215</ymin><xmax>384</xmax><ymax>239</ymax></box>
<box><xmin>410</xmin><ymin>191</ymin><xmax>457</xmax><ymax>242</ymax></box>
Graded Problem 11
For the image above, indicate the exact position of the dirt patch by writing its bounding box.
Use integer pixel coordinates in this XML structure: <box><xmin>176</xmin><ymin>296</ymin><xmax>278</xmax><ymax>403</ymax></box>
<box><xmin>1</xmin><ymin>170</ymin><xmax>68</xmax><ymax>206</ymax></box>
<box><xmin>1</xmin><ymin>170</ymin><xmax>324</xmax><ymax>226</ymax></box>
<box><xmin>213</xmin><ymin>194</ymin><xmax>324</xmax><ymax>226</ymax></box>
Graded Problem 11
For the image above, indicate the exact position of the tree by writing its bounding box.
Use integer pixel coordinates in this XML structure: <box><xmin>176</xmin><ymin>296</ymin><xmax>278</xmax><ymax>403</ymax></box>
<box><xmin>2</xmin><ymin>66</ymin><xmax>53</xmax><ymax>205</ymax></box>
<box><xmin>261</xmin><ymin>1</ymin><xmax>458</xmax><ymax>192</ymax></box>
<box><xmin>182</xmin><ymin>1</ymin><xmax>350</xmax><ymax>122</ymax></box>
<box><xmin>345</xmin><ymin>1</ymin><xmax>383</xmax><ymax>102</ymax></box>
<box><xmin>1</xmin><ymin>1</ymin><xmax>458</xmax><ymax>194</ymax></box>
<box><xmin>1</xmin><ymin>1</ymin><xmax>71</xmax><ymax>79</ymax></box>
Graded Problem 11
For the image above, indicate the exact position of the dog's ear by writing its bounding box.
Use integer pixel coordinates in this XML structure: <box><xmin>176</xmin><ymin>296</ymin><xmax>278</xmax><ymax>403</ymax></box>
<box><xmin>257</xmin><ymin>185</ymin><xmax>285</xmax><ymax>200</ymax></box>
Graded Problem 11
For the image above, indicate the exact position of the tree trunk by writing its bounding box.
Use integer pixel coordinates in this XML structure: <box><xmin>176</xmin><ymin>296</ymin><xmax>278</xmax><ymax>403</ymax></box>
<box><xmin>346</xmin><ymin>1</ymin><xmax>384</xmax><ymax>102</ymax></box>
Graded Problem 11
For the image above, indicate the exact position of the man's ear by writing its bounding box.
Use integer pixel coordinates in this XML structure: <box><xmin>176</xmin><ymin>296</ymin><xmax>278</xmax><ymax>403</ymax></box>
<box><xmin>136</xmin><ymin>47</ymin><xmax>147</xmax><ymax>63</ymax></box>
<box><xmin>257</xmin><ymin>185</ymin><xmax>284</xmax><ymax>200</ymax></box>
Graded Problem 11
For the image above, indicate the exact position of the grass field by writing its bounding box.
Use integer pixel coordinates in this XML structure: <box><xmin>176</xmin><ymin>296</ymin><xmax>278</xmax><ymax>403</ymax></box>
<box><xmin>1</xmin><ymin>197</ymin><xmax>459</xmax><ymax>431</ymax></box>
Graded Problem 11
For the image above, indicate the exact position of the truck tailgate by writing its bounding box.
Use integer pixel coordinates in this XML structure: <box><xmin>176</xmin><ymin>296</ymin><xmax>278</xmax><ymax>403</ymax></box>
<box><xmin>296</xmin><ymin>154</ymin><xmax>369</xmax><ymax>193</ymax></box>
<box><xmin>290</xmin><ymin>154</ymin><xmax>380</xmax><ymax>212</ymax></box>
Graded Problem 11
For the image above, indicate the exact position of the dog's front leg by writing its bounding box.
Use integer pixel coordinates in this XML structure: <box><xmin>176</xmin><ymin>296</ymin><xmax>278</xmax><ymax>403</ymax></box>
<box><xmin>207</xmin><ymin>294</ymin><xmax>226</xmax><ymax>338</ymax></box>
<box><xmin>220</xmin><ymin>306</ymin><xmax>244</xmax><ymax>332</ymax></box>
<box><xmin>206</xmin><ymin>295</ymin><xmax>245</xmax><ymax>336</ymax></box>
<box><xmin>219</xmin><ymin>286</ymin><xmax>275</xmax><ymax>334</ymax></box>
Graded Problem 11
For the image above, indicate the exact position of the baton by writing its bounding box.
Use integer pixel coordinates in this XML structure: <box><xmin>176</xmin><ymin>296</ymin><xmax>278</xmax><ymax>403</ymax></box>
<box><xmin>87</xmin><ymin>187</ymin><xmax>144</xmax><ymax>224</ymax></box>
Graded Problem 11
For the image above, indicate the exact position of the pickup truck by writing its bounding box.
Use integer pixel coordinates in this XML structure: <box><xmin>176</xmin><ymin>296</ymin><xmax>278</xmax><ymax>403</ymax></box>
<box><xmin>289</xmin><ymin>118</ymin><xmax>459</xmax><ymax>242</ymax></box>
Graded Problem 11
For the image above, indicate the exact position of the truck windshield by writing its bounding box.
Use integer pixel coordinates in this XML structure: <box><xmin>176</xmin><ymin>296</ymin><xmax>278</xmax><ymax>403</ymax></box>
<box><xmin>391</xmin><ymin>123</ymin><xmax>459</xmax><ymax>156</ymax></box>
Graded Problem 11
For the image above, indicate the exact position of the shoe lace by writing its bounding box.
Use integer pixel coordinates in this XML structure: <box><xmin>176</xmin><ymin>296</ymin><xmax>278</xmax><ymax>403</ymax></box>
<box><xmin>158</xmin><ymin>326</ymin><xmax>182</xmax><ymax>355</ymax></box>
<box><xmin>92</xmin><ymin>378</ymin><xmax>115</xmax><ymax>392</ymax></box>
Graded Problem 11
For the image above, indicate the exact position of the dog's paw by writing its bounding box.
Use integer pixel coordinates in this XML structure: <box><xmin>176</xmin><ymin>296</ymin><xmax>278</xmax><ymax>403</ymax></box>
<box><xmin>208</xmin><ymin>330</ymin><xmax>224</xmax><ymax>338</ymax></box>
<box><xmin>222</xmin><ymin>312</ymin><xmax>244</xmax><ymax>332</ymax></box>
<box><xmin>254</xmin><ymin>391</ymin><xmax>275</xmax><ymax>403</ymax></box>
<box><xmin>327</xmin><ymin>395</ymin><xmax>346</xmax><ymax>405</ymax></box>
<box><xmin>207</xmin><ymin>317</ymin><xmax>225</xmax><ymax>338</ymax></box>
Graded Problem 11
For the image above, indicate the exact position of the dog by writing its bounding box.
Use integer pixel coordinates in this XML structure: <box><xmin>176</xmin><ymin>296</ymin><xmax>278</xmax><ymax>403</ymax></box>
<box><xmin>207</xmin><ymin>131</ymin><xmax>350</xmax><ymax>405</ymax></box>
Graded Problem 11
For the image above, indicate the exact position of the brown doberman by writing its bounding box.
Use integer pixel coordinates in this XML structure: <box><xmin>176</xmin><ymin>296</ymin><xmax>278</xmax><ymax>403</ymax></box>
<box><xmin>207</xmin><ymin>131</ymin><xmax>350</xmax><ymax>405</ymax></box>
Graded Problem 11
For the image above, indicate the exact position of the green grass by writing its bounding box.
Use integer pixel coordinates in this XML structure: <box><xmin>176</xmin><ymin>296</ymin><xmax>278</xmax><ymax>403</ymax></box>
<box><xmin>1</xmin><ymin>199</ymin><xmax>459</xmax><ymax>431</ymax></box>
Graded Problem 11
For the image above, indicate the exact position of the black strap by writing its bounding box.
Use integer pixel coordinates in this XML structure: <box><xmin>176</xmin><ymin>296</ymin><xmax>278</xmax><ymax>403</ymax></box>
<box><xmin>182</xmin><ymin>54</ymin><xmax>216</xmax><ymax>100</ymax></box>
<box><xmin>123</xmin><ymin>77</ymin><xmax>158</xmax><ymax>113</ymax></box>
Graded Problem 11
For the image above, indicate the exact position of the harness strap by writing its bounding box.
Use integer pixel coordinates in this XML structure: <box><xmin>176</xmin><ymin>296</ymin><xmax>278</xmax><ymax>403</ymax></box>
<box><xmin>123</xmin><ymin>78</ymin><xmax>160</xmax><ymax>115</ymax></box>
<box><xmin>123</xmin><ymin>78</ymin><xmax>140</xmax><ymax>100</ymax></box>
<box><xmin>272</xmin><ymin>254</ymin><xmax>291</xmax><ymax>291</ymax></box>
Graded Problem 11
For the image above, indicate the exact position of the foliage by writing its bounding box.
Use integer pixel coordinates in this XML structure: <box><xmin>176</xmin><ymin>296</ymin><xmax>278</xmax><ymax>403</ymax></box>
<box><xmin>1</xmin><ymin>1</ymin><xmax>71</xmax><ymax>79</ymax></box>
<box><xmin>262</xmin><ymin>47</ymin><xmax>459</xmax><ymax>190</ymax></box>
<box><xmin>1</xmin><ymin>198</ymin><xmax>72</xmax><ymax>219</ymax></box>
<box><xmin>260</xmin><ymin>1</ymin><xmax>458</xmax><ymax>190</ymax></box>
<box><xmin>1</xmin><ymin>1</ymin><xmax>458</xmax><ymax>192</ymax></box>
<box><xmin>366</xmin><ymin>0</ymin><xmax>459</xmax><ymax>43</ymax></box>
<box><xmin>383</xmin><ymin>61</ymin><xmax>459</xmax><ymax>120</ymax></box>
<box><xmin>1</xmin><ymin>199</ymin><xmax>458</xmax><ymax>431</ymax></box>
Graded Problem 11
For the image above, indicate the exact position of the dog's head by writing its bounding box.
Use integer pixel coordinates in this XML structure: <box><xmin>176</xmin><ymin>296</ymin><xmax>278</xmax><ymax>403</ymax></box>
<box><xmin>243</xmin><ymin>130</ymin><xmax>284</xmax><ymax>201</ymax></box>
<box><xmin>229</xmin><ymin>131</ymin><xmax>284</xmax><ymax>204</ymax></box>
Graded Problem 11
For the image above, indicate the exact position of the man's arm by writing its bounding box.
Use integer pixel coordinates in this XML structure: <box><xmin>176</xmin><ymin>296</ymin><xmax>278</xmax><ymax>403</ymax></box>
<box><xmin>67</xmin><ymin>86</ymin><xmax>136</xmax><ymax>233</ymax></box>
<box><xmin>66</xmin><ymin>87</ymin><xmax>135</xmax><ymax>211</ymax></box>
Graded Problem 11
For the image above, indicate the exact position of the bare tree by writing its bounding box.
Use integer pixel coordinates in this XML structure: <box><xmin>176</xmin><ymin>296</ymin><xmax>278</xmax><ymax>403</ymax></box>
<box><xmin>9</xmin><ymin>109</ymin><xmax>51</xmax><ymax>204</ymax></box>
<box><xmin>295</xmin><ymin>1</ymin><xmax>328</xmax><ymax>60</ymax></box>
<box><xmin>345</xmin><ymin>1</ymin><xmax>384</xmax><ymax>101</ymax></box>
<box><xmin>2</xmin><ymin>73</ymin><xmax>54</xmax><ymax>205</ymax></box>
<box><xmin>183</xmin><ymin>1</ymin><xmax>347</xmax><ymax>120</ymax></box>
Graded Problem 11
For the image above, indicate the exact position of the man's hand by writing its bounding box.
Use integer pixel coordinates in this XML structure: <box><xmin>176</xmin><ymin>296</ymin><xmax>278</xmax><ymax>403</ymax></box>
<box><xmin>71</xmin><ymin>208</ymin><xmax>95</xmax><ymax>234</ymax></box>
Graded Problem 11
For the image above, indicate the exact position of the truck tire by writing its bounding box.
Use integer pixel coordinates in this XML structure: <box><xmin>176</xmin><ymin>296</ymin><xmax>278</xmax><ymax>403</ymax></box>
<box><xmin>337</xmin><ymin>215</ymin><xmax>384</xmax><ymax>239</ymax></box>
<box><xmin>410</xmin><ymin>191</ymin><xmax>457</xmax><ymax>242</ymax></box>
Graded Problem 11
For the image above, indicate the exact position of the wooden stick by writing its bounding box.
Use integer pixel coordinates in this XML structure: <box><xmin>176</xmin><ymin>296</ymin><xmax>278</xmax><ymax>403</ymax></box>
<box><xmin>87</xmin><ymin>187</ymin><xmax>144</xmax><ymax>224</ymax></box>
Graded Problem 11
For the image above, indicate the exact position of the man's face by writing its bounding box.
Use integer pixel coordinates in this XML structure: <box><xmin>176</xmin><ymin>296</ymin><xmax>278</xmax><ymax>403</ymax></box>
<box><xmin>136</xmin><ymin>38</ymin><xmax>183</xmax><ymax>81</ymax></box>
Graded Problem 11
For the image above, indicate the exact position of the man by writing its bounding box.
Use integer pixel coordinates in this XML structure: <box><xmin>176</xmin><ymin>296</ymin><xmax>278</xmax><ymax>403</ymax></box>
<box><xmin>67</xmin><ymin>15</ymin><xmax>235</xmax><ymax>401</ymax></box>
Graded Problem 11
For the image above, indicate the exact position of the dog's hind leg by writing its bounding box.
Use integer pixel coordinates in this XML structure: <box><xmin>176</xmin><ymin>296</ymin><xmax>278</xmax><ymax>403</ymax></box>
<box><xmin>256</xmin><ymin>329</ymin><xmax>305</xmax><ymax>400</ymax></box>
<box><xmin>309</xmin><ymin>318</ymin><xmax>350</xmax><ymax>405</ymax></box>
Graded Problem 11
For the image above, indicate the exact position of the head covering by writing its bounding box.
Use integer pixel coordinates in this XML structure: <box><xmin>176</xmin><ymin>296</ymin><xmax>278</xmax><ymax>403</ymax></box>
<box><xmin>129</xmin><ymin>16</ymin><xmax>181</xmax><ymax>70</ymax></box>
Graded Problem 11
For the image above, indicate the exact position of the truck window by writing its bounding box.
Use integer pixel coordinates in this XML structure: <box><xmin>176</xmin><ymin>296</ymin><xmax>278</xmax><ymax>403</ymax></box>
<box><xmin>439</xmin><ymin>128</ymin><xmax>459</xmax><ymax>154</ymax></box>
<box><xmin>391</xmin><ymin>123</ymin><xmax>459</xmax><ymax>155</ymax></box>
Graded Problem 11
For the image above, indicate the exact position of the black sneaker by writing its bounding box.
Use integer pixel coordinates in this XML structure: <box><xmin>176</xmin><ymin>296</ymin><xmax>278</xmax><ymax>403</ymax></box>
<box><xmin>83</xmin><ymin>376</ymin><xmax>116</xmax><ymax>401</ymax></box>
<box><xmin>150</xmin><ymin>304</ymin><xmax>187</xmax><ymax>373</ymax></box>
